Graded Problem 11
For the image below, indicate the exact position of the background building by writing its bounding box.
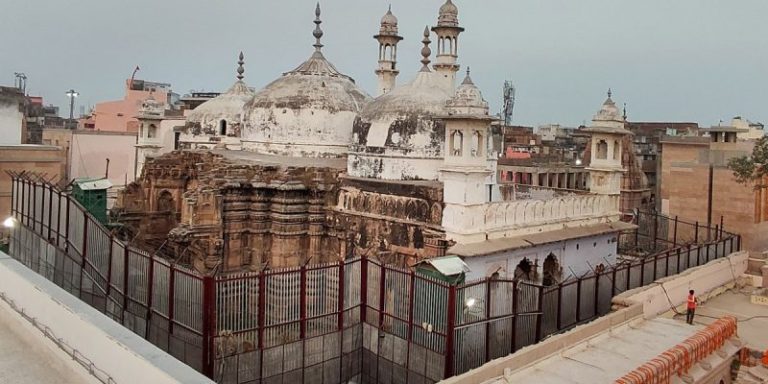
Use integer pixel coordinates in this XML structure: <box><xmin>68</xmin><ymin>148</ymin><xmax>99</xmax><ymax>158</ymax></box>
<box><xmin>659</xmin><ymin>135</ymin><xmax>768</xmax><ymax>256</ymax></box>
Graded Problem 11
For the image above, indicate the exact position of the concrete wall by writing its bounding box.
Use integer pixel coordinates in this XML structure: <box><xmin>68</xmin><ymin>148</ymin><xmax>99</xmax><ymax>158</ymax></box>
<box><xmin>0</xmin><ymin>145</ymin><xmax>66</xmax><ymax>216</ymax></box>
<box><xmin>440</xmin><ymin>304</ymin><xmax>644</xmax><ymax>384</ymax></box>
<box><xmin>0</xmin><ymin>254</ymin><xmax>213</xmax><ymax>384</ymax></box>
<box><xmin>462</xmin><ymin>232</ymin><xmax>617</xmax><ymax>281</ymax></box>
<box><xmin>0</xmin><ymin>102</ymin><xmax>24</xmax><ymax>145</ymax></box>
<box><xmin>70</xmin><ymin>130</ymin><xmax>137</xmax><ymax>188</ymax></box>
<box><xmin>613</xmin><ymin>250</ymin><xmax>749</xmax><ymax>318</ymax></box>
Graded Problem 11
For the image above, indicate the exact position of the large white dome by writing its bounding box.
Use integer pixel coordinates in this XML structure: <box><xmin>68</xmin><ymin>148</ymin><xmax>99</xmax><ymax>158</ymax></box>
<box><xmin>348</xmin><ymin>70</ymin><xmax>452</xmax><ymax>181</ymax></box>
<box><xmin>241</xmin><ymin>4</ymin><xmax>371</xmax><ymax>158</ymax></box>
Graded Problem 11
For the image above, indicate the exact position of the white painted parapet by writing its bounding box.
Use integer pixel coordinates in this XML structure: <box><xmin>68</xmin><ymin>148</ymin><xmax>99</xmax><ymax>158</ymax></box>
<box><xmin>443</xmin><ymin>193</ymin><xmax>621</xmax><ymax>244</ymax></box>
<box><xmin>0</xmin><ymin>254</ymin><xmax>214</xmax><ymax>384</ymax></box>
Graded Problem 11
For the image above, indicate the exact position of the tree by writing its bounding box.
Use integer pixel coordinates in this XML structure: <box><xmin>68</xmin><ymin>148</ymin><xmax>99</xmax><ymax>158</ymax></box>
<box><xmin>727</xmin><ymin>136</ymin><xmax>768</xmax><ymax>189</ymax></box>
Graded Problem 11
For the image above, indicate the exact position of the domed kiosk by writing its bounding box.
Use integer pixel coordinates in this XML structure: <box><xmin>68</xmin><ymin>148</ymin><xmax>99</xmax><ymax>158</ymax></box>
<box><xmin>183</xmin><ymin>52</ymin><xmax>255</xmax><ymax>150</ymax></box>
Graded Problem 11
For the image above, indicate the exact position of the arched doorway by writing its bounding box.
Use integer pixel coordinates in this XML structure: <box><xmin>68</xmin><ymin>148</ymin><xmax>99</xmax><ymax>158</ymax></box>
<box><xmin>514</xmin><ymin>258</ymin><xmax>535</xmax><ymax>281</ymax></box>
<box><xmin>542</xmin><ymin>253</ymin><xmax>562</xmax><ymax>286</ymax></box>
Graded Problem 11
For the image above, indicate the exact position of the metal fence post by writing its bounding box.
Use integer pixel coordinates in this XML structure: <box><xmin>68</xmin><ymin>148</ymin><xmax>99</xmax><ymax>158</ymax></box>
<box><xmin>145</xmin><ymin>254</ymin><xmax>155</xmax><ymax>340</ymax></box>
<box><xmin>445</xmin><ymin>284</ymin><xmax>457</xmax><ymax>379</ymax></box>
<box><xmin>705</xmin><ymin>241</ymin><xmax>710</xmax><ymax>263</ymax></box>
<box><xmin>47</xmin><ymin>183</ymin><xmax>53</xmax><ymax>241</ymax></box>
<box><xmin>105</xmin><ymin>235</ymin><xmax>114</xmax><ymax>299</ymax></box>
<box><xmin>337</xmin><ymin>261</ymin><xmax>345</xmax><ymax>380</ymax></box>
<box><xmin>79</xmin><ymin>218</ymin><xmax>89</xmax><ymax>297</ymax></box>
<box><xmin>168</xmin><ymin>263</ymin><xmax>176</xmax><ymax>348</ymax></box>
<box><xmin>555</xmin><ymin>283</ymin><xmax>563</xmax><ymax>331</ymax></box>
<box><xmin>510</xmin><ymin>280</ymin><xmax>518</xmax><ymax>353</ymax></box>
<box><xmin>406</xmin><ymin>270</ymin><xmax>416</xmax><ymax>380</ymax></box>
<box><xmin>593</xmin><ymin>274</ymin><xmax>600</xmax><ymax>316</ymax></box>
<box><xmin>257</xmin><ymin>269</ymin><xmax>266</xmax><ymax>381</ymax></box>
<box><xmin>122</xmin><ymin>247</ymin><xmax>129</xmax><ymax>323</ymax></box>
<box><xmin>535</xmin><ymin>285</ymin><xmax>544</xmax><ymax>342</ymax></box>
<box><xmin>201</xmin><ymin>275</ymin><xmax>216</xmax><ymax>378</ymax></box>
<box><xmin>672</xmin><ymin>216</ymin><xmax>678</xmax><ymax>247</ymax></box>
<box><xmin>485</xmin><ymin>280</ymin><xmax>492</xmax><ymax>363</ymax></box>
<box><xmin>694</xmin><ymin>221</ymin><xmax>699</xmax><ymax>243</ymax></box>
<box><xmin>300</xmin><ymin>265</ymin><xmax>307</xmax><ymax>339</ymax></box>
<box><xmin>360</xmin><ymin>255</ymin><xmax>368</xmax><ymax>324</ymax></box>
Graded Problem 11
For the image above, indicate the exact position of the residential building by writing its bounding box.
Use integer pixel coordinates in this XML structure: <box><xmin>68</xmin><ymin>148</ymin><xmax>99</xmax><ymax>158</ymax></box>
<box><xmin>659</xmin><ymin>135</ymin><xmax>768</xmax><ymax>256</ymax></box>
<box><xmin>80</xmin><ymin>78</ymin><xmax>173</xmax><ymax>133</ymax></box>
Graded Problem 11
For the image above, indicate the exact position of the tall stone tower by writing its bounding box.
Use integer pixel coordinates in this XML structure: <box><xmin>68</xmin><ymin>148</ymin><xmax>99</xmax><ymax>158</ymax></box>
<box><xmin>431</xmin><ymin>0</ymin><xmax>464</xmax><ymax>92</ymax></box>
<box><xmin>440</xmin><ymin>69</ymin><xmax>497</xmax><ymax>244</ymax></box>
<box><xmin>584</xmin><ymin>89</ymin><xmax>631</xmax><ymax>196</ymax></box>
<box><xmin>374</xmin><ymin>6</ymin><xmax>403</xmax><ymax>96</ymax></box>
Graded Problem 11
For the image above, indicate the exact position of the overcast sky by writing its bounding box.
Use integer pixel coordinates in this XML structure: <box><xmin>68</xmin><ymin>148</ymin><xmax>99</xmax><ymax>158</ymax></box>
<box><xmin>2</xmin><ymin>0</ymin><xmax>766</xmax><ymax>127</ymax></box>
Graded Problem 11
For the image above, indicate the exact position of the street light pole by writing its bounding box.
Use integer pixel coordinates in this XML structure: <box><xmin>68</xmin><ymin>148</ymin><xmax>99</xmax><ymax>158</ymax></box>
<box><xmin>65</xmin><ymin>89</ymin><xmax>79</xmax><ymax>125</ymax></box>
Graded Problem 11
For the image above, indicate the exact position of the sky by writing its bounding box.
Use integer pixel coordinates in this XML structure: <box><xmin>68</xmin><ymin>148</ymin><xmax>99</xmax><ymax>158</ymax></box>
<box><xmin>1</xmin><ymin>0</ymin><xmax>766</xmax><ymax>128</ymax></box>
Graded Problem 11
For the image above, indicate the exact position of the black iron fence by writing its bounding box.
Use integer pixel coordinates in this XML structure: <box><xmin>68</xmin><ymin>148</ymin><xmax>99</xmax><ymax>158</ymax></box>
<box><xmin>6</xmin><ymin>173</ymin><xmax>740</xmax><ymax>383</ymax></box>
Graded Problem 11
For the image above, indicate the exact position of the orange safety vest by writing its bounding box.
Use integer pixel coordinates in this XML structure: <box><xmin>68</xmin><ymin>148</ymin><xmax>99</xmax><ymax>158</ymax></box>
<box><xmin>687</xmin><ymin>294</ymin><xmax>697</xmax><ymax>309</ymax></box>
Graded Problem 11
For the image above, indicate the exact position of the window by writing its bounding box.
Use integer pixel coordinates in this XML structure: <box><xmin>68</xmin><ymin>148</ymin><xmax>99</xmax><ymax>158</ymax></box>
<box><xmin>219</xmin><ymin>120</ymin><xmax>227</xmax><ymax>136</ymax></box>
<box><xmin>471</xmin><ymin>131</ymin><xmax>483</xmax><ymax>157</ymax></box>
<box><xmin>147</xmin><ymin>124</ymin><xmax>157</xmax><ymax>138</ymax></box>
<box><xmin>596</xmin><ymin>139</ymin><xmax>608</xmax><ymax>160</ymax></box>
<box><xmin>613</xmin><ymin>140</ymin><xmax>620</xmax><ymax>160</ymax></box>
<box><xmin>450</xmin><ymin>130</ymin><xmax>463</xmax><ymax>156</ymax></box>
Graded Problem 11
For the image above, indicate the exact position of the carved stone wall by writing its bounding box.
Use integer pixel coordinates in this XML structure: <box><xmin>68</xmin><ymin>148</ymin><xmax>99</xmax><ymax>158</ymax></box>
<box><xmin>113</xmin><ymin>151</ymin><xmax>441</xmax><ymax>273</ymax></box>
<box><xmin>332</xmin><ymin>177</ymin><xmax>448</xmax><ymax>266</ymax></box>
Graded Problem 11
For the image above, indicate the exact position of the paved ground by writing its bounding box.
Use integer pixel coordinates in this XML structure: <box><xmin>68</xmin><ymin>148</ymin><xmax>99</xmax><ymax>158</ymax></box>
<box><xmin>679</xmin><ymin>289</ymin><xmax>768</xmax><ymax>351</ymax></box>
<box><xmin>0</xmin><ymin>301</ymin><xmax>88</xmax><ymax>384</ymax></box>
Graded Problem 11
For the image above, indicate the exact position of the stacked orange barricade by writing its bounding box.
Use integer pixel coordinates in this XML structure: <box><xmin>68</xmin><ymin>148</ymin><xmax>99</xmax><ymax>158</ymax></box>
<box><xmin>615</xmin><ymin>316</ymin><xmax>738</xmax><ymax>384</ymax></box>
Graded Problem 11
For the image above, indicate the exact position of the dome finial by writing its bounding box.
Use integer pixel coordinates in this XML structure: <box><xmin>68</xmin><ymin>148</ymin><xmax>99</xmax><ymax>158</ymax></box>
<box><xmin>607</xmin><ymin>88</ymin><xmax>612</xmax><ymax>99</ymax></box>
<box><xmin>461</xmin><ymin>66</ymin><xmax>473</xmax><ymax>85</ymax></box>
<box><xmin>313</xmin><ymin>2</ymin><xmax>324</xmax><ymax>52</ymax></box>
<box><xmin>420</xmin><ymin>26</ymin><xmax>432</xmax><ymax>72</ymax></box>
<box><xmin>236</xmin><ymin>51</ymin><xmax>245</xmax><ymax>81</ymax></box>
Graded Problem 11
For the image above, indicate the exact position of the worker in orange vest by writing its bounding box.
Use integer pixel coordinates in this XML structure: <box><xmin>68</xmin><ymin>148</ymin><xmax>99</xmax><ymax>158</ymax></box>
<box><xmin>762</xmin><ymin>349</ymin><xmax>768</xmax><ymax>366</ymax></box>
<box><xmin>686</xmin><ymin>289</ymin><xmax>698</xmax><ymax>325</ymax></box>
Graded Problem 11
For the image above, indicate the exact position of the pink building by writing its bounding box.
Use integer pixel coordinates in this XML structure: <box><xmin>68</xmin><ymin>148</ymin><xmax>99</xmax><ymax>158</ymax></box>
<box><xmin>81</xmin><ymin>79</ymin><xmax>172</xmax><ymax>133</ymax></box>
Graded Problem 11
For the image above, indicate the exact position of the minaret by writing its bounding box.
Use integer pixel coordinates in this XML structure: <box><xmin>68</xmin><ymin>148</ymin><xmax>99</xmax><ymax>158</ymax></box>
<box><xmin>374</xmin><ymin>6</ymin><xmax>403</xmax><ymax>96</ymax></box>
<box><xmin>431</xmin><ymin>0</ymin><xmax>464</xmax><ymax>92</ymax></box>
<box><xmin>440</xmin><ymin>68</ymin><xmax>497</xmax><ymax>244</ymax></box>
<box><xmin>584</xmin><ymin>89</ymin><xmax>631</xmax><ymax>197</ymax></box>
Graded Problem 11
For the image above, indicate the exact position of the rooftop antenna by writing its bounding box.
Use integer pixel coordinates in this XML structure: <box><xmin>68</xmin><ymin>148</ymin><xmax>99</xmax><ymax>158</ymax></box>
<box><xmin>502</xmin><ymin>80</ymin><xmax>516</xmax><ymax>126</ymax></box>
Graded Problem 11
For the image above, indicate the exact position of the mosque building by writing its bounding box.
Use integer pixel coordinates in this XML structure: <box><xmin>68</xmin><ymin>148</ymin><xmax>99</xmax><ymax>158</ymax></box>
<box><xmin>115</xmin><ymin>1</ymin><xmax>634</xmax><ymax>283</ymax></box>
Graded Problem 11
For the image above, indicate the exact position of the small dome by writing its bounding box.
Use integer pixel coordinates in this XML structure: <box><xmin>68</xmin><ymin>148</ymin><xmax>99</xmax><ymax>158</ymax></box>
<box><xmin>186</xmin><ymin>80</ymin><xmax>254</xmax><ymax>127</ymax></box>
<box><xmin>381</xmin><ymin>7</ymin><xmax>398</xmax><ymax>28</ymax></box>
<box><xmin>593</xmin><ymin>92</ymin><xmax>622</xmax><ymax>123</ymax></box>
<box><xmin>437</xmin><ymin>0</ymin><xmax>459</xmax><ymax>27</ymax></box>
<box><xmin>446</xmin><ymin>70</ymin><xmax>489</xmax><ymax>116</ymax></box>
